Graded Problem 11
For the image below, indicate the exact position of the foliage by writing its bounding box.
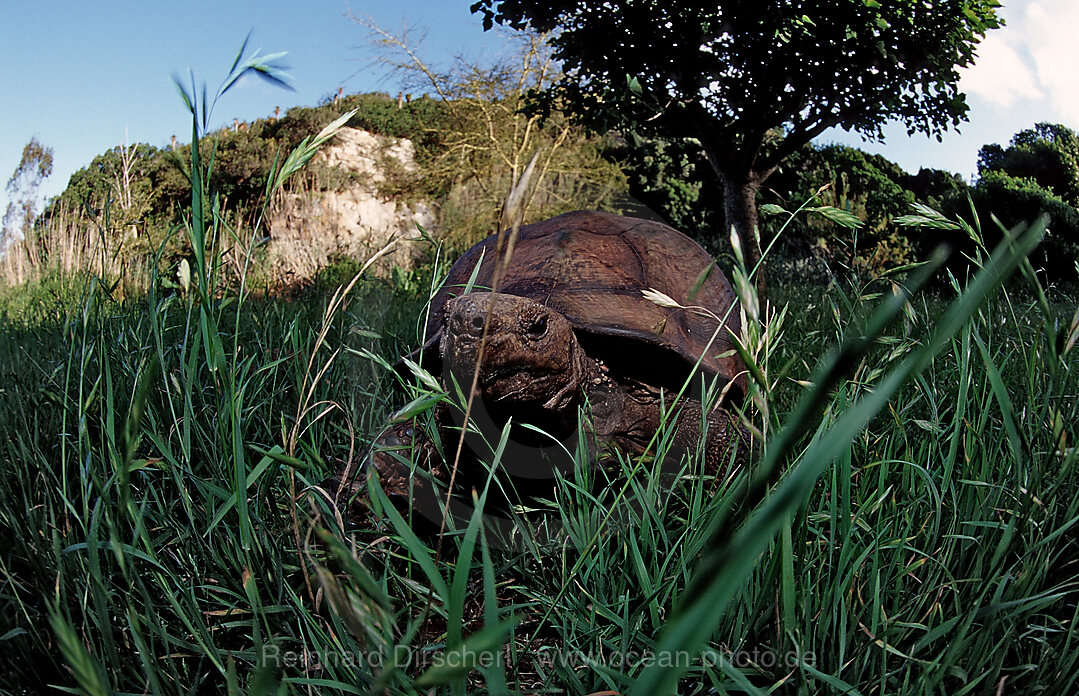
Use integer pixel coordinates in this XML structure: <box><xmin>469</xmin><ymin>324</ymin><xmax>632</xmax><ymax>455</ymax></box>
<box><xmin>904</xmin><ymin>164</ymin><xmax>968</xmax><ymax>210</ymax></box>
<box><xmin>25</xmin><ymin>64</ymin><xmax>622</xmax><ymax>285</ymax></box>
<box><xmin>55</xmin><ymin>144</ymin><xmax>154</xmax><ymax>220</ymax></box>
<box><xmin>765</xmin><ymin>145</ymin><xmax>922</xmax><ymax>273</ymax></box>
<box><xmin>28</xmin><ymin>91</ymin><xmax>455</xmax><ymax>282</ymax></box>
<box><xmin>49</xmin><ymin>142</ymin><xmax>177</xmax><ymax>257</ymax></box>
<box><xmin>471</xmin><ymin>0</ymin><xmax>1003</xmax><ymax>295</ymax></box>
<box><xmin>781</xmin><ymin>146</ymin><xmax>914</xmax><ymax>230</ymax></box>
<box><xmin>606</xmin><ymin>133</ymin><xmax>724</xmax><ymax>241</ymax></box>
<box><xmin>359</xmin><ymin>19</ymin><xmax>627</xmax><ymax>246</ymax></box>
<box><xmin>340</xmin><ymin>92</ymin><xmax>449</xmax><ymax>142</ymax></box>
<box><xmin>612</xmin><ymin>133</ymin><xmax>968</xmax><ymax>277</ymax></box>
<box><xmin>936</xmin><ymin>123</ymin><xmax>1079</xmax><ymax>282</ymax></box>
<box><xmin>3</xmin><ymin>137</ymin><xmax>54</xmax><ymax>241</ymax></box>
<box><xmin>265</xmin><ymin>93</ymin><xmax>450</xmax><ymax>161</ymax></box>
<box><xmin>210</xmin><ymin>123</ymin><xmax>280</xmax><ymax>203</ymax></box>
<box><xmin>964</xmin><ymin>170</ymin><xmax>1079</xmax><ymax>279</ymax></box>
<box><xmin>978</xmin><ymin>122</ymin><xmax>1079</xmax><ymax>205</ymax></box>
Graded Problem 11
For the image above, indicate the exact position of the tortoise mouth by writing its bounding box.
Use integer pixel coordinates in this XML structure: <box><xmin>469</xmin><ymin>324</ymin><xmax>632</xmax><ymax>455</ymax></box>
<box><xmin>445</xmin><ymin>334</ymin><xmax>579</xmax><ymax>403</ymax></box>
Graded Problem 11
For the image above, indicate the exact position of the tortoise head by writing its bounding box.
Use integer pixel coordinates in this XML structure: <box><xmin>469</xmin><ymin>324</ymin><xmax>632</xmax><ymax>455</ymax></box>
<box><xmin>442</xmin><ymin>292</ymin><xmax>584</xmax><ymax>412</ymax></box>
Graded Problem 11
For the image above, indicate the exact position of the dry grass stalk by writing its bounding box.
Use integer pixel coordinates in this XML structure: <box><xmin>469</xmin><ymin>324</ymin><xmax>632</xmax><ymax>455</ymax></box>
<box><xmin>0</xmin><ymin>199</ymin><xmax>149</xmax><ymax>293</ymax></box>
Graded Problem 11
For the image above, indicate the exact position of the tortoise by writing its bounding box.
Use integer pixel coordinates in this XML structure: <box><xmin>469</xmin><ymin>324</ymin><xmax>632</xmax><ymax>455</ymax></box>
<box><xmin>330</xmin><ymin>210</ymin><xmax>748</xmax><ymax>524</ymax></box>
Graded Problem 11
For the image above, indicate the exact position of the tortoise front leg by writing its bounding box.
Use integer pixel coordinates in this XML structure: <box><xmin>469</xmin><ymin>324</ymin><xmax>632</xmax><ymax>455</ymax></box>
<box><xmin>324</xmin><ymin>414</ymin><xmax>450</xmax><ymax>528</ymax></box>
<box><xmin>669</xmin><ymin>401</ymin><xmax>749</xmax><ymax>481</ymax></box>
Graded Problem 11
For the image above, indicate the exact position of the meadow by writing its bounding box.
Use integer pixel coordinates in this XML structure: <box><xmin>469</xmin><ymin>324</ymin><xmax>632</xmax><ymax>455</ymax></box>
<box><xmin>2</xmin><ymin>207</ymin><xmax>1077</xmax><ymax>695</ymax></box>
<box><xmin>2</xmin><ymin>68</ymin><xmax>1079</xmax><ymax>695</ymax></box>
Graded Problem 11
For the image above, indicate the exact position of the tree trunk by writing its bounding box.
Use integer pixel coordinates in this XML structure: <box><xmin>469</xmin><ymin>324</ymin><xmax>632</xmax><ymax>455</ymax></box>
<box><xmin>720</xmin><ymin>175</ymin><xmax>766</xmax><ymax>307</ymax></box>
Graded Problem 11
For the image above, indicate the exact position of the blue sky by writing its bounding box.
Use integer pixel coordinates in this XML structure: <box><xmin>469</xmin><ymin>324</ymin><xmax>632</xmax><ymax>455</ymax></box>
<box><xmin>2</xmin><ymin>1</ymin><xmax>1074</xmax><ymax>218</ymax></box>
<box><xmin>0</xmin><ymin>1</ymin><xmax>505</xmax><ymax>214</ymax></box>
<box><xmin>822</xmin><ymin>1</ymin><xmax>1079</xmax><ymax>180</ymax></box>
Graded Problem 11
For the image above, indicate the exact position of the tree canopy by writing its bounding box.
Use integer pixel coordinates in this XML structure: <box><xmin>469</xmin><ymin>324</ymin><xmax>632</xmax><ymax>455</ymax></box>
<box><xmin>965</xmin><ymin>123</ymin><xmax>1079</xmax><ymax>279</ymax></box>
<box><xmin>472</xmin><ymin>0</ymin><xmax>1002</xmax><ymax>292</ymax></box>
<box><xmin>3</xmin><ymin>138</ymin><xmax>54</xmax><ymax>240</ymax></box>
<box><xmin>978</xmin><ymin>122</ymin><xmax>1079</xmax><ymax>206</ymax></box>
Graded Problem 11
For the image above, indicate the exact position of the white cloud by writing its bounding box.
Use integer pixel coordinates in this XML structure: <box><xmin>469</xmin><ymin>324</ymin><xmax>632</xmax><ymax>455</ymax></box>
<box><xmin>961</xmin><ymin>0</ymin><xmax>1079</xmax><ymax>127</ymax></box>
<box><xmin>1024</xmin><ymin>1</ymin><xmax>1079</xmax><ymax>124</ymax></box>
<box><xmin>959</xmin><ymin>30</ymin><xmax>1042</xmax><ymax>108</ymax></box>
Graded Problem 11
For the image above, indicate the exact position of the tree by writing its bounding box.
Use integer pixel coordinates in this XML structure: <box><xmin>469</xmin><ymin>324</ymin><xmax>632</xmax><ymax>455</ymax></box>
<box><xmin>471</xmin><ymin>0</ymin><xmax>1002</xmax><ymax>296</ymax></box>
<box><xmin>355</xmin><ymin>16</ymin><xmax>626</xmax><ymax>243</ymax></box>
<box><xmin>965</xmin><ymin>123</ymin><xmax>1079</xmax><ymax>280</ymax></box>
<box><xmin>606</xmin><ymin>132</ymin><xmax>724</xmax><ymax>241</ymax></box>
<box><xmin>53</xmin><ymin>142</ymin><xmax>158</xmax><ymax>222</ymax></box>
<box><xmin>977</xmin><ymin>122</ymin><xmax>1079</xmax><ymax>206</ymax></box>
<box><xmin>904</xmin><ymin>166</ymin><xmax>967</xmax><ymax>211</ymax></box>
<box><xmin>3</xmin><ymin>137</ymin><xmax>54</xmax><ymax>243</ymax></box>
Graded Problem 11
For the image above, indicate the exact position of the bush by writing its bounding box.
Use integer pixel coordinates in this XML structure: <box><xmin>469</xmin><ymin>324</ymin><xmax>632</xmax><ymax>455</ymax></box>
<box><xmin>953</xmin><ymin>170</ymin><xmax>1079</xmax><ymax>280</ymax></box>
<box><xmin>606</xmin><ymin>133</ymin><xmax>724</xmax><ymax>239</ymax></box>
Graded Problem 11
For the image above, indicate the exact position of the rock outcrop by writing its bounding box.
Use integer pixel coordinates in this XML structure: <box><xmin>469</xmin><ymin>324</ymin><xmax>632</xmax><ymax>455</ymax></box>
<box><xmin>265</xmin><ymin>127</ymin><xmax>433</xmax><ymax>283</ymax></box>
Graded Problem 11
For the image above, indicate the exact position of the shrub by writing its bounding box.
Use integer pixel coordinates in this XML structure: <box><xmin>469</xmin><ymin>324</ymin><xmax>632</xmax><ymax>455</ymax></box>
<box><xmin>956</xmin><ymin>170</ymin><xmax>1079</xmax><ymax>280</ymax></box>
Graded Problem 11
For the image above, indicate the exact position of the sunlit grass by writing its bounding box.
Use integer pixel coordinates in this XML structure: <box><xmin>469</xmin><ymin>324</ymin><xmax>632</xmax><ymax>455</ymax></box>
<box><xmin>3</xmin><ymin>219</ymin><xmax>1078</xmax><ymax>694</ymax></box>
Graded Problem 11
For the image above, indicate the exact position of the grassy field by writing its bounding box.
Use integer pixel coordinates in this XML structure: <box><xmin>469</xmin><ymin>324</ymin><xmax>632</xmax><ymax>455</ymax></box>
<box><xmin>3</xmin><ymin>59</ymin><xmax>1079</xmax><ymax>693</ymax></box>
<box><xmin>2</xmin><ymin>212</ymin><xmax>1078</xmax><ymax>694</ymax></box>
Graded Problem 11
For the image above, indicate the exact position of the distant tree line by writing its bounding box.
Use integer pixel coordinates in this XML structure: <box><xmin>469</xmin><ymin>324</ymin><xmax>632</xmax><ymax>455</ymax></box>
<box><xmin>611</xmin><ymin>133</ymin><xmax>968</xmax><ymax>275</ymax></box>
<box><xmin>39</xmin><ymin>93</ymin><xmax>452</xmax><ymax>263</ymax></box>
<box><xmin>25</xmin><ymin>84</ymin><xmax>1079</xmax><ymax>286</ymax></box>
<box><xmin>36</xmin><ymin>80</ymin><xmax>626</xmax><ymax>275</ymax></box>
<box><xmin>965</xmin><ymin>122</ymin><xmax>1079</xmax><ymax>279</ymax></box>
<box><xmin>615</xmin><ymin>121</ymin><xmax>1079</xmax><ymax>284</ymax></box>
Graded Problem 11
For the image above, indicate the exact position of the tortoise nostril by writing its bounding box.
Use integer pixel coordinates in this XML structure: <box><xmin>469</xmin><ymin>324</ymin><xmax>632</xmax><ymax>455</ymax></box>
<box><xmin>471</xmin><ymin>316</ymin><xmax>485</xmax><ymax>332</ymax></box>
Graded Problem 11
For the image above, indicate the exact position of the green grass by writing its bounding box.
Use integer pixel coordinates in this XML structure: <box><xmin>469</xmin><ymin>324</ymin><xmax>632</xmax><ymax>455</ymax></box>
<box><xmin>3</xmin><ymin>49</ymin><xmax>1079</xmax><ymax>696</ymax></box>
<box><xmin>3</xmin><ymin>211</ymin><xmax>1078</xmax><ymax>694</ymax></box>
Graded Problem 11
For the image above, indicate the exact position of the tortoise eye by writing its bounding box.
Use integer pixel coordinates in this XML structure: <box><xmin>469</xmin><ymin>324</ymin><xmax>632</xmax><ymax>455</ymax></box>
<box><xmin>526</xmin><ymin>315</ymin><xmax>548</xmax><ymax>339</ymax></box>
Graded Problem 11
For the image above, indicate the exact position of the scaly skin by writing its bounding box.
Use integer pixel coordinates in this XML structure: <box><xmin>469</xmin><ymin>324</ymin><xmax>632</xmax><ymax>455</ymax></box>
<box><xmin>327</xmin><ymin>291</ymin><xmax>747</xmax><ymax>525</ymax></box>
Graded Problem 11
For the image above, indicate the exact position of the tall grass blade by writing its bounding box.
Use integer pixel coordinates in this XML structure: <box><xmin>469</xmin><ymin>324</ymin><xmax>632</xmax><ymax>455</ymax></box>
<box><xmin>49</xmin><ymin>610</ymin><xmax>112</xmax><ymax>696</ymax></box>
<box><xmin>631</xmin><ymin>219</ymin><xmax>1046</xmax><ymax>695</ymax></box>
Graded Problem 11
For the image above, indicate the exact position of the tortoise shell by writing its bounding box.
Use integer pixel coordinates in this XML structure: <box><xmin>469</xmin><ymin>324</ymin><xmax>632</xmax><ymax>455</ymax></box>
<box><xmin>418</xmin><ymin>210</ymin><xmax>746</xmax><ymax>398</ymax></box>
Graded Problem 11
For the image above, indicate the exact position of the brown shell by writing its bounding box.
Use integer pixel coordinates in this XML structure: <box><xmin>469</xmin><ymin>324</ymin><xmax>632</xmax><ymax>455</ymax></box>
<box><xmin>419</xmin><ymin>210</ymin><xmax>746</xmax><ymax>396</ymax></box>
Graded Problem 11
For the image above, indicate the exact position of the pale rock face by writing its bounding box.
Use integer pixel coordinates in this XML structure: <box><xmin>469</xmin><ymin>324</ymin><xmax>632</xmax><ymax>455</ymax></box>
<box><xmin>265</xmin><ymin>127</ymin><xmax>434</xmax><ymax>284</ymax></box>
<box><xmin>317</xmin><ymin>127</ymin><xmax>416</xmax><ymax>181</ymax></box>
